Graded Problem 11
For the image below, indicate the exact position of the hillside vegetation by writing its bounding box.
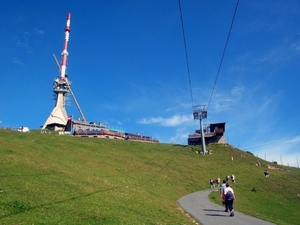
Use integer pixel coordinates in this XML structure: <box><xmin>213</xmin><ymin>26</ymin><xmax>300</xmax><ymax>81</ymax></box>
<box><xmin>0</xmin><ymin>129</ymin><xmax>299</xmax><ymax>224</ymax></box>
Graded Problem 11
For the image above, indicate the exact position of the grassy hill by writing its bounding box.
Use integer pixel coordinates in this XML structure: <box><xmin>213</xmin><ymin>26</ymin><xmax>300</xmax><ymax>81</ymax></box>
<box><xmin>0</xmin><ymin>129</ymin><xmax>299</xmax><ymax>225</ymax></box>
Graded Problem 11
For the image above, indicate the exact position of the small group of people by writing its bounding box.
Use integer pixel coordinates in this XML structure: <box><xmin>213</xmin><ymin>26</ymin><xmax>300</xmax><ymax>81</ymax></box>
<box><xmin>209</xmin><ymin>174</ymin><xmax>236</xmax><ymax>191</ymax></box>
<box><xmin>208</xmin><ymin>175</ymin><xmax>236</xmax><ymax>217</ymax></box>
<box><xmin>220</xmin><ymin>180</ymin><xmax>236</xmax><ymax>217</ymax></box>
<box><xmin>225</xmin><ymin>174</ymin><xmax>235</xmax><ymax>184</ymax></box>
<box><xmin>209</xmin><ymin>177</ymin><xmax>221</xmax><ymax>190</ymax></box>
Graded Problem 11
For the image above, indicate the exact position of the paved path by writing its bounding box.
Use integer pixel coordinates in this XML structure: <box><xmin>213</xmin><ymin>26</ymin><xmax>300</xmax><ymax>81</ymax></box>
<box><xmin>178</xmin><ymin>189</ymin><xmax>276</xmax><ymax>225</ymax></box>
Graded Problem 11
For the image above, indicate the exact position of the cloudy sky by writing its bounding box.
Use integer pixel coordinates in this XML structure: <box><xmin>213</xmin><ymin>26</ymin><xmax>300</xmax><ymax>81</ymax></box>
<box><xmin>1</xmin><ymin>0</ymin><xmax>299</xmax><ymax>167</ymax></box>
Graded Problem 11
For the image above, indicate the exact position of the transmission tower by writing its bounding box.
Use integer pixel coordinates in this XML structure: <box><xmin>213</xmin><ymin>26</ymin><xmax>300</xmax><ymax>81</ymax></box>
<box><xmin>193</xmin><ymin>105</ymin><xmax>207</xmax><ymax>155</ymax></box>
<box><xmin>43</xmin><ymin>13</ymin><xmax>71</xmax><ymax>130</ymax></box>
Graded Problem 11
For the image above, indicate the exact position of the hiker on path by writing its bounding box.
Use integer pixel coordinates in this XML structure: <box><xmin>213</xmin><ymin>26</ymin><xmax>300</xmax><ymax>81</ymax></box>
<box><xmin>209</xmin><ymin>178</ymin><xmax>214</xmax><ymax>190</ymax></box>
<box><xmin>231</xmin><ymin>174</ymin><xmax>235</xmax><ymax>184</ymax></box>
<box><xmin>216</xmin><ymin>177</ymin><xmax>221</xmax><ymax>187</ymax></box>
<box><xmin>226</xmin><ymin>174</ymin><xmax>230</xmax><ymax>182</ymax></box>
<box><xmin>224</xmin><ymin>183</ymin><xmax>236</xmax><ymax>217</ymax></box>
<box><xmin>220</xmin><ymin>179</ymin><xmax>228</xmax><ymax>212</ymax></box>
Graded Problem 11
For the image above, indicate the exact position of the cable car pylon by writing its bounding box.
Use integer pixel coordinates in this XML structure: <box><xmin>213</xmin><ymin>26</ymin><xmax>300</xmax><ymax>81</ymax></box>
<box><xmin>193</xmin><ymin>105</ymin><xmax>207</xmax><ymax>155</ymax></box>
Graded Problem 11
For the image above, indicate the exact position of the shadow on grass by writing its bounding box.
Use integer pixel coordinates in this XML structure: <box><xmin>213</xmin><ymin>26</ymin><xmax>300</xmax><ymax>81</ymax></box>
<box><xmin>1</xmin><ymin>146</ymin><xmax>182</xmax><ymax>220</ymax></box>
<box><xmin>0</xmin><ymin>186</ymin><xmax>120</xmax><ymax>219</ymax></box>
<box><xmin>0</xmin><ymin>170</ymin><xmax>63</xmax><ymax>178</ymax></box>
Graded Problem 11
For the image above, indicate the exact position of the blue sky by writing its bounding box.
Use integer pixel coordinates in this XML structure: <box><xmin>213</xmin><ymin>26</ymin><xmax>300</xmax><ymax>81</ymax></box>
<box><xmin>1</xmin><ymin>0</ymin><xmax>299</xmax><ymax>167</ymax></box>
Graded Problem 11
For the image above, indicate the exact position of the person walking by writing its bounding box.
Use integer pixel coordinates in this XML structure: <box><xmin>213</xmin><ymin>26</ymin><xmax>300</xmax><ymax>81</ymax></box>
<box><xmin>226</xmin><ymin>174</ymin><xmax>230</xmax><ymax>182</ymax></box>
<box><xmin>216</xmin><ymin>177</ymin><xmax>221</xmax><ymax>187</ymax></box>
<box><xmin>224</xmin><ymin>183</ymin><xmax>236</xmax><ymax>217</ymax></box>
<box><xmin>220</xmin><ymin>180</ymin><xmax>228</xmax><ymax>212</ymax></box>
<box><xmin>209</xmin><ymin>178</ymin><xmax>214</xmax><ymax>190</ymax></box>
<box><xmin>231</xmin><ymin>174</ymin><xmax>235</xmax><ymax>184</ymax></box>
<box><xmin>264</xmin><ymin>170</ymin><xmax>269</xmax><ymax>177</ymax></box>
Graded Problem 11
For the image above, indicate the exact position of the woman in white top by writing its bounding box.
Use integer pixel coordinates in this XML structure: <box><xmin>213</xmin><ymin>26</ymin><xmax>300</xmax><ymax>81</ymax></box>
<box><xmin>224</xmin><ymin>183</ymin><xmax>236</xmax><ymax>217</ymax></box>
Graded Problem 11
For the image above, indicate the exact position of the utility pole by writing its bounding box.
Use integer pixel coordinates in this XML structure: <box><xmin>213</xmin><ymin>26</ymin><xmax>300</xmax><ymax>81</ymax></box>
<box><xmin>193</xmin><ymin>105</ymin><xmax>207</xmax><ymax>155</ymax></box>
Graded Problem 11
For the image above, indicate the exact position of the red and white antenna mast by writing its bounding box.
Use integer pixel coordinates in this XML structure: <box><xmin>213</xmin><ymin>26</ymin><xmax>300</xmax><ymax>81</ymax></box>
<box><xmin>42</xmin><ymin>13</ymin><xmax>72</xmax><ymax>130</ymax></box>
<box><xmin>60</xmin><ymin>13</ymin><xmax>71</xmax><ymax>80</ymax></box>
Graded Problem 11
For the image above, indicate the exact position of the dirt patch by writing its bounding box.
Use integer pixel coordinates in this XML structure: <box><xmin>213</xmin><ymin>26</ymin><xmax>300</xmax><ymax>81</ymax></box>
<box><xmin>267</xmin><ymin>165</ymin><xmax>291</xmax><ymax>172</ymax></box>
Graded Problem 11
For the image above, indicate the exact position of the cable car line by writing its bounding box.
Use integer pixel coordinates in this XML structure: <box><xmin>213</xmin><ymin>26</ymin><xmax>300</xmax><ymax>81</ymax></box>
<box><xmin>178</xmin><ymin>0</ymin><xmax>194</xmax><ymax>107</ymax></box>
<box><xmin>178</xmin><ymin>0</ymin><xmax>239</xmax><ymax>116</ymax></box>
<box><xmin>207</xmin><ymin>0</ymin><xmax>240</xmax><ymax>112</ymax></box>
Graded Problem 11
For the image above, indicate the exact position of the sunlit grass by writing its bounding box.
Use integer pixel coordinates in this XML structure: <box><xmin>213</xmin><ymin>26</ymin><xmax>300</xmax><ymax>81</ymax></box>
<box><xmin>0</xmin><ymin>129</ymin><xmax>299</xmax><ymax>224</ymax></box>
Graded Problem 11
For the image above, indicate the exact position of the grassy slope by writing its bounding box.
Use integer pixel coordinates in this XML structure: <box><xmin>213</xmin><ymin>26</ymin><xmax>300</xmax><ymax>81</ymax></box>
<box><xmin>0</xmin><ymin>130</ymin><xmax>299</xmax><ymax>225</ymax></box>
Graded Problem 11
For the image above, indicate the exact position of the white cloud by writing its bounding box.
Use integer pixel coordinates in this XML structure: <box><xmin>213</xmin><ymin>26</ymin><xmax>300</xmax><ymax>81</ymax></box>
<box><xmin>165</xmin><ymin>103</ymin><xmax>191</xmax><ymax>112</ymax></box>
<box><xmin>34</xmin><ymin>28</ymin><xmax>45</xmax><ymax>35</ymax></box>
<box><xmin>14</xmin><ymin>58</ymin><xmax>25</xmax><ymax>66</ymax></box>
<box><xmin>138</xmin><ymin>114</ymin><xmax>193</xmax><ymax>127</ymax></box>
<box><xmin>12</xmin><ymin>34</ymin><xmax>32</xmax><ymax>53</ymax></box>
<box><xmin>231</xmin><ymin>86</ymin><xmax>244</xmax><ymax>97</ymax></box>
<box><xmin>170</xmin><ymin>127</ymin><xmax>190</xmax><ymax>144</ymax></box>
<box><xmin>244</xmin><ymin>135</ymin><xmax>300</xmax><ymax>168</ymax></box>
<box><xmin>291</xmin><ymin>41</ymin><xmax>300</xmax><ymax>53</ymax></box>
<box><xmin>209</xmin><ymin>85</ymin><xmax>244</xmax><ymax>113</ymax></box>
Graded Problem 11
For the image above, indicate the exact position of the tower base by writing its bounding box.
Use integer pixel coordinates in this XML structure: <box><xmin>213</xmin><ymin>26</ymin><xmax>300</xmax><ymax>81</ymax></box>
<box><xmin>42</xmin><ymin>105</ymin><xmax>67</xmax><ymax>130</ymax></box>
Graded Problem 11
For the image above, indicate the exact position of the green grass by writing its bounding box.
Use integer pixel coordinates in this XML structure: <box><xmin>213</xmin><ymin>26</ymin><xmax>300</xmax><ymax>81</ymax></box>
<box><xmin>0</xmin><ymin>129</ymin><xmax>299</xmax><ymax>224</ymax></box>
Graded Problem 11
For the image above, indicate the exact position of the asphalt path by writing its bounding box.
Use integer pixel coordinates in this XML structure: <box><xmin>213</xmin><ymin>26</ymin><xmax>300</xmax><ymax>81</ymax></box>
<box><xmin>178</xmin><ymin>189</ymin><xmax>277</xmax><ymax>225</ymax></box>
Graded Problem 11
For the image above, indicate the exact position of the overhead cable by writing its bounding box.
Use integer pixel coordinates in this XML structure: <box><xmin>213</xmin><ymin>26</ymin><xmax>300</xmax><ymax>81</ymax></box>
<box><xmin>207</xmin><ymin>0</ymin><xmax>240</xmax><ymax>111</ymax></box>
<box><xmin>178</xmin><ymin>0</ymin><xmax>194</xmax><ymax>107</ymax></box>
